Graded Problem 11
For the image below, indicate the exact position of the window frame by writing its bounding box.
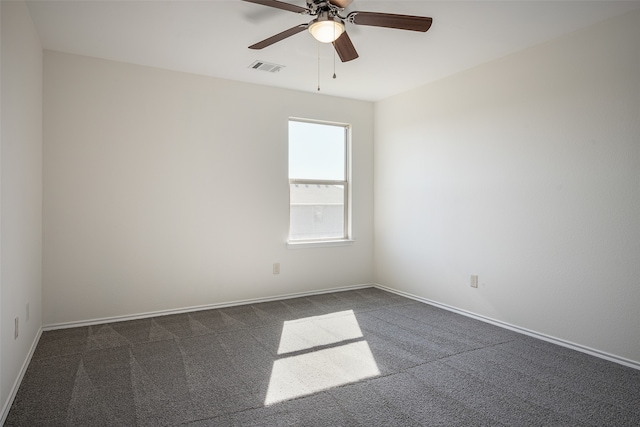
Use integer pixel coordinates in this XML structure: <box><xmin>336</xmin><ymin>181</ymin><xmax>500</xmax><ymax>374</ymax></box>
<box><xmin>287</xmin><ymin>118</ymin><xmax>352</xmax><ymax>246</ymax></box>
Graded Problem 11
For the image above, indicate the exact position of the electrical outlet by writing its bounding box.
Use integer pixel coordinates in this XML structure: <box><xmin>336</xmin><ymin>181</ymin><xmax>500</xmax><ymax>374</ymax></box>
<box><xmin>470</xmin><ymin>275</ymin><xmax>479</xmax><ymax>288</ymax></box>
<box><xmin>273</xmin><ymin>263</ymin><xmax>280</xmax><ymax>275</ymax></box>
<box><xmin>15</xmin><ymin>317</ymin><xmax>19</xmax><ymax>339</ymax></box>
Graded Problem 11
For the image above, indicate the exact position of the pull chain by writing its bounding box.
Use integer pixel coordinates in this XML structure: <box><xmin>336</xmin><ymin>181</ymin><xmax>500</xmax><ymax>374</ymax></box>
<box><xmin>333</xmin><ymin>50</ymin><xmax>337</xmax><ymax>79</ymax></box>
<box><xmin>317</xmin><ymin>41</ymin><xmax>321</xmax><ymax>91</ymax></box>
<box><xmin>333</xmin><ymin>24</ymin><xmax>337</xmax><ymax>79</ymax></box>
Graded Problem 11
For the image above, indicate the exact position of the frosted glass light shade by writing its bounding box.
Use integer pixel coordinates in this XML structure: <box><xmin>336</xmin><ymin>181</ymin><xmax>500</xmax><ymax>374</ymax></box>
<box><xmin>309</xmin><ymin>19</ymin><xmax>345</xmax><ymax>43</ymax></box>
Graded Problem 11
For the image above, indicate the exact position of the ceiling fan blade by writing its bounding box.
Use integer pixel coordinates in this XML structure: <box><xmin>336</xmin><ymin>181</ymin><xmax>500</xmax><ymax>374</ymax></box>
<box><xmin>329</xmin><ymin>0</ymin><xmax>353</xmax><ymax>9</ymax></box>
<box><xmin>249</xmin><ymin>24</ymin><xmax>308</xmax><ymax>49</ymax></box>
<box><xmin>242</xmin><ymin>0</ymin><xmax>309</xmax><ymax>14</ymax></box>
<box><xmin>350</xmin><ymin>12</ymin><xmax>433</xmax><ymax>32</ymax></box>
<box><xmin>332</xmin><ymin>31</ymin><xmax>359</xmax><ymax>62</ymax></box>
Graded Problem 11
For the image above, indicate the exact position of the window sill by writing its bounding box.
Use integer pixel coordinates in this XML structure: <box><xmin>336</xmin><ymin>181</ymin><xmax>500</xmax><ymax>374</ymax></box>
<box><xmin>287</xmin><ymin>239</ymin><xmax>355</xmax><ymax>249</ymax></box>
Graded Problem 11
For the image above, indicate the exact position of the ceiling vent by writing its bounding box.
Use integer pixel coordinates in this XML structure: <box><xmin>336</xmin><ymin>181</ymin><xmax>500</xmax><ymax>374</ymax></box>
<box><xmin>249</xmin><ymin>60</ymin><xmax>285</xmax><ymax>73</ymax></box>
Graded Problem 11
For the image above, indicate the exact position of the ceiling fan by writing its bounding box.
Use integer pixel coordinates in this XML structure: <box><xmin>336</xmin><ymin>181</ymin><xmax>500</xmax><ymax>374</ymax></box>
<box><xmin>243</xmin><ymin>0</ymin><xmax>433</xmax><ymax>62</ymax></box>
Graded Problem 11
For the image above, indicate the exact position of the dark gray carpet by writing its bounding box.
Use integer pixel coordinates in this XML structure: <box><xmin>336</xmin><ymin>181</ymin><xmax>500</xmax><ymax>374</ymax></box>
<box><xmin>6</xmin><ymin>288</ymin><xmax>640</xmax><ymax>426</ymax></box>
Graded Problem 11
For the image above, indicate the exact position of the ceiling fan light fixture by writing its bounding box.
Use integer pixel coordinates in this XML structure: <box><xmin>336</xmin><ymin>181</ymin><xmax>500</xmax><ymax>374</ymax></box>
<box><xmin>309</xmin><ymin>16</ymin><xmax>345</xmax><ymax>43</ymax></box>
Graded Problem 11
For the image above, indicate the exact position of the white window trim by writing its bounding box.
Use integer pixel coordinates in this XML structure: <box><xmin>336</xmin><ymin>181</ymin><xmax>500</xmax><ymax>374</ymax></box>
<box><xmin>288</xmin><ymin>118</ymin><xmax>352</xmax><ymax>246</ymax></box>
<box><xmin>287</xmin><ymin>239</ymin><xmax>355</xmax><ymax>249</ymax></box>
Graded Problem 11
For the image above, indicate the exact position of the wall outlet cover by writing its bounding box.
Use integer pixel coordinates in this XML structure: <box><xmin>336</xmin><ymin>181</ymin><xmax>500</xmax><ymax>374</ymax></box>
<box><xmin>471</xmin><ymin>275</ymin><xmax>479</xmax><ymax>288</ymax></box>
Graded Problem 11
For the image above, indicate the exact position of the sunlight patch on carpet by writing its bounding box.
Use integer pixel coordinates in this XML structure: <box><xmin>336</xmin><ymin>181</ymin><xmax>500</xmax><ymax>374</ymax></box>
<box><xmin>264</xmin><ymin>310</ymin><xmax>380</xmax><ymax>405</ymax></box>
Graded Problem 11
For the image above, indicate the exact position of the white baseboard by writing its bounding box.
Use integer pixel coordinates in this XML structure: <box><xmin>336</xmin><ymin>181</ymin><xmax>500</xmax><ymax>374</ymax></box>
<box><xmin>374</xmin><ymin>283</ymin><xmax>640</xmax><ymax>371</ymax></box>
<box><xmin>1</xmin><ymin>327</ymin><xmax>43</xmax><ymax>425</ymax></box>
<box><xmin>43</xmin><ymin>283</ymin><xmax>375</xmax><ymax>331</ymax></box>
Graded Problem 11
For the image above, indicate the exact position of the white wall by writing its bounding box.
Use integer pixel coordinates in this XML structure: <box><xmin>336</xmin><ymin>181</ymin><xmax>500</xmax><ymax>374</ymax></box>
<box><xmin>43</xmin><ymin>51</ymin><xmax>374</xmax><ymax>325</ymax></box>
<box><xmin>1</xmin><ymin>0</ymin><xmax>43</xmax><ymax>412</ymax></box>
<box><xmin>374</xmin><ymin>9</ymin><xmax>640</xmax><ymax>365</ymax></box>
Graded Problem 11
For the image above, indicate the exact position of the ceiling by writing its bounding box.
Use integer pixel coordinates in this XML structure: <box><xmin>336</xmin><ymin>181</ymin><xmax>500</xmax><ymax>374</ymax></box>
<box><xmin>25</xmin><ymin>0</ymin><xmax>640</xmax><ymax>102</ymax></box>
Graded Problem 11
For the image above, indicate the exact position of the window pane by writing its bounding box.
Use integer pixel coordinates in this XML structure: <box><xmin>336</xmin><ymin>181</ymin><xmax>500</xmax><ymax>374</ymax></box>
<box><xmin>289</xmin><ymin>121</ymin><xmax>345</xmax><ymax>181</ymax></box>
<box><xmin>290</xmin><ymin>183</ymin><xmax>344</xmax><ymax>240</ymax></box>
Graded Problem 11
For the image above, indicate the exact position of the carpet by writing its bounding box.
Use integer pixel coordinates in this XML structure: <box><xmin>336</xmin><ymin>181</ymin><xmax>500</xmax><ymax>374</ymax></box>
<box><xmin>6</xmin><ymin>288</ymin><xmax>640</xmax><ymax>426</ymax></box>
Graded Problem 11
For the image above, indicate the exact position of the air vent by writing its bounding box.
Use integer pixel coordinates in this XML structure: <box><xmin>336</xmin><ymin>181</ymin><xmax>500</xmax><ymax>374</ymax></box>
<box><xmin>249</xmin><ymin>60</ymin><xmax>285</xmax><ymax>73</ymax></box>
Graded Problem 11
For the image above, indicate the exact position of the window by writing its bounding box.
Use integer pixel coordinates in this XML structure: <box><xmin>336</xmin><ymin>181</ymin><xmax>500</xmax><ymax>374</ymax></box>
<box><xmin>288</xmin><ymin>119</ymin><xmax>350</xmax><ymax>243</ymax></box>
